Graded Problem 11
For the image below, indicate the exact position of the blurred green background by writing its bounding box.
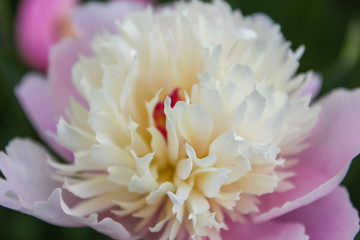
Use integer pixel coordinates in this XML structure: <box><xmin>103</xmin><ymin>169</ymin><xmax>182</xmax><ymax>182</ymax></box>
<box><xmin>0</xmin><ymin>0</ymin><xmax>359</xmax><ymax>239</ymax></box>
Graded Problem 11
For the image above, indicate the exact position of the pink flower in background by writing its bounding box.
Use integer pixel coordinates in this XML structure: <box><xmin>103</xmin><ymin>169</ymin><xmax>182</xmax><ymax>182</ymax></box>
<box><xmin>2</xmin><ymin>0</ymin><xmax>360</xmax><ymax>239</ymax></box>
<box><xmin>16</xmin><ymin>0</ymin><xmax>152</xmax><ymax>71</ymax></box>
<box><xmin>16</xmin><ymin>0</ymin><xmax>79</xmax><ymax>70</ymax></box>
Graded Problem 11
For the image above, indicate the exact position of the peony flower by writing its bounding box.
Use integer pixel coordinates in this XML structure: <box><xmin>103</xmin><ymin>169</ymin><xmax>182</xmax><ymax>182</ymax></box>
<box><xmin>3</xmin><ymin>0</ymin><xmax>360</xmax><ymax>239</ymax></box>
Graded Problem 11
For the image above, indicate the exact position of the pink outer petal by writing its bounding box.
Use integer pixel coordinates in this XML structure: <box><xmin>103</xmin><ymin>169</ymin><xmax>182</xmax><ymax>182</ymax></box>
<box><xmin>15</xmin><ymin>73</ymin><xmax>73</xmax><ymax>161</ymax></box>
<box><xmin>254</xmin><ymin>88</ymin><xmax>360</xmax><ymax>222</ymax></box>
<box><xmin>48</xmin><ymin>37</ymin><xmax>89</xmax><ymax>117</ymax></box>
<box><xmin>6</xmin><ymin>188</ymin><xmax>133</xmax><ymax>238</ymax></box>
<box><xmin>221</xmin><ymin>219</ymin><xmax>308</xmax><ymax>240</ymax></box>
<box><xmin>280</xmin><ymin>187</ymin><xmax>359</xmax><ymax>240</ymax></box>
<box><xmin>31</xmin><ymin>188</ymin><xmax>133</xmax><ymax>239</ymax></box>
<box><xmin>16</xmin><ymin>0</ymin><xmax>78</xmax><ymax>70</ymax></box>
<box><xmin>71</xmin><ymin>1</ymin><xmax>146</xmax><ymax>42</ymax></box>
<box><xmin>0</xmin><ymin>139</ymin><xmax>132</xmax><ymax>239</ymax></box>
<box><xmin>111</xmin><ymin>0</ymin><xmax>153</xmax><ymax>6</ymax></box>
<box><xmin>299</xmin><ymin>72</ymin><xmax>322</xmax><ymax>100</ymax></box>
<box><xmin>0</xmin><ymin>139</ymin><xmax>59</xmax><ymax>206</ymax></box>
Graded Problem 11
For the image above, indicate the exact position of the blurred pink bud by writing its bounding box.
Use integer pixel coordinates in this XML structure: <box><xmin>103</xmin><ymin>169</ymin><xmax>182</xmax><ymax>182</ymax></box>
<box><xmin>16</xmin><ymin>0</ymin><xmax>78</xmax><ymax>70</ymax></box>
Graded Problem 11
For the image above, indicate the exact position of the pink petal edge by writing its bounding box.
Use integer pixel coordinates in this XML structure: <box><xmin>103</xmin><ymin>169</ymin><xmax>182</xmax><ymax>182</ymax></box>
<box><xmin>71</xmin><ymin>1</ymin><xmax>146</xmax><ymax>42</ymax></box>
<box><xmin>0</xmin><ymin>139</ymin><xmax>132</xmax><ymax>239</ymax></box>
<box><xmin>280</xmin><ymin>187</ymin><xmax>359</xmax><ymax>240</ymax></box>
<box><xmin>299</xmin><ymin>72</ymin><xmax>322</xmax><ymax>100</ymax></box>
<box><xmin>111</xmin><ymin>0</ymin><xmax>154</xmax><ymax>6</ymax></box>
<box><xmin>254</xmin><ymin>88</ymin><xmax>360</xmax><ymax>222</ymax></box>
<box><xmin>0</xmin><ymin>138</ymin><xmax>58</xmax><ymax>208</ymax></box>
<box><xmin>221</xmin><ymin>219</ymin><xmax>309</xmax><ymax>240</ymax></box>
<box><xmin>15</xmin><ymin>73</ymin><xmax>73</xmax><ymax>161</ymax></box>
<box><xmin>48</xmin><ymin>37</ymin><xmax>89</xmax><ymax>117</ymax></box>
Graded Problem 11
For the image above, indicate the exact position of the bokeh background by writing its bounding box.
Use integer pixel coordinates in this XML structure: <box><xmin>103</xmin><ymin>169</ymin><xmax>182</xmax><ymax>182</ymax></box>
<box><xmin>0</xmin><ymin>0</ymin><xmax>359</xmax><ymax>239</ymax></box>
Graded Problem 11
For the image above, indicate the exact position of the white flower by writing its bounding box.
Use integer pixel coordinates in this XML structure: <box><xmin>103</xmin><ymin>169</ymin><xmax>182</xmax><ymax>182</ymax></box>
<box><xmin>53</xmin><ymin>0</ymin><xmax>320</xmax><ymax>239</ymax></box>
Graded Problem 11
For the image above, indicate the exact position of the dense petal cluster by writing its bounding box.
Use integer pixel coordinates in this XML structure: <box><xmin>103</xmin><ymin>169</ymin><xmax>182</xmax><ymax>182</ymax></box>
<box><xmin>1</xmin><ymin>0</ymin><xmax>359</xmax><ymax>239</ymax></box>
<box><xmin>54</xmin><ymin>1</ymin><xmax>320</xmax><ymax>238</ymax></box>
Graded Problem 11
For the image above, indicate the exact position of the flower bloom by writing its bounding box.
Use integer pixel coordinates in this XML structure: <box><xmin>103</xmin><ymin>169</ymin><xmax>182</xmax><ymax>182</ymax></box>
<box><xmin>3</xmin><ymin>0</ymin><xmax>360</xmax><ymax>239</ymax></box>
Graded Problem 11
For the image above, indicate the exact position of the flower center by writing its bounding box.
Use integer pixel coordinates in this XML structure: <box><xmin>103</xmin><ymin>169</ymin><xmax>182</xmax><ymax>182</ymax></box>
<box><xmin>152</xmin><ymin>88</ymin><xmax>182</xmax><ymax>139</ymax></box>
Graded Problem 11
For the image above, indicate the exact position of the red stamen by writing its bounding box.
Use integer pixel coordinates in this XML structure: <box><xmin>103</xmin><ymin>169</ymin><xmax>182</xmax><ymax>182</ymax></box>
<box><xmin>152</xmin><ymin>88</ymin><xmax>182</xmax><ymax>139</ymax></box>
<box><xmin>169</xmin><ymin>88</ymin><xmax>182</xmax><ymax>107</ymax></box>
